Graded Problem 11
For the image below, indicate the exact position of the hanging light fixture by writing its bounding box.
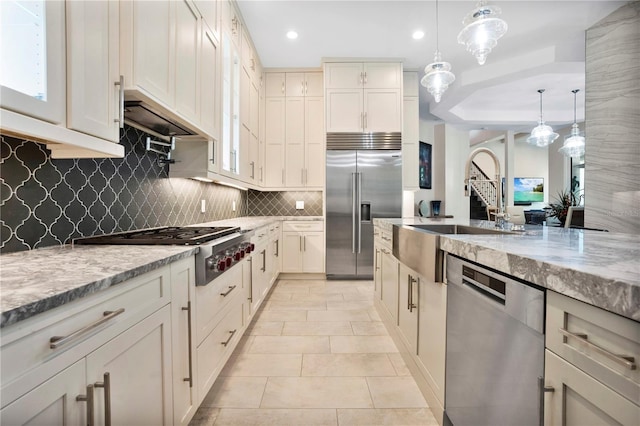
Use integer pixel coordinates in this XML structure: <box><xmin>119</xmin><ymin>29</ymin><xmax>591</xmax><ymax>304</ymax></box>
<box><xmin>559</xmin><ymin>89</ymin><xmax>586</xmax><ymax>158</ymax></box>
<box><xmin>457</xmin><ymin>1</ymin><xmax>508</xmax><ymax>65</ymax></box>
<box><xmin>421</xmin><ymin>0</ymin><xmax>455</xmax><ymax>103</ymax></box>
<box><xmin>527</xmin><ymin>89</ymin><xmax>559</xmax><ymax>147</ymax></box>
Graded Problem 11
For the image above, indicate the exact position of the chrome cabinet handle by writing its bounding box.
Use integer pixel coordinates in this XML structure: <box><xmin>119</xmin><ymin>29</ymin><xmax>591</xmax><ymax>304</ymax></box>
<box><xmin>305</xmin><ymin>81</ymin><xmax>308</xmax><ymax>94</ymax></box>
<box><xmin>408</xmin><ymin>275</ymin><xmax>417</xmax><ymax>312</ymax></box>
<box><xmin>364</xmin><ymin>71</ymin><xmax>367</xmax><ymax>84</ymax></box>
<box><xmin>360</xmin><ymin>112</ymin><xmax>364</xmax><ymax>130</ymax></box>
<box><xmin>114</xmin><ymin>75</ymin><xmax>124</xmax><ymax>128</ymax></box>
<box><xmin>247</xmin><ymin>257</ymin><xmax>253</xmax><ymax>302</ymax></box>
<box><xmin>50</xmin><ymin>309</ymin><xmax>125</xmax><ymax>349</ymax></box>
<box><xmin>221</xmin><ymin>329</ymin><xmax>237</xmax><ymax>347</ymax></box>
<box><xmin>250</xmin><ymin>161</ymin><xmax>255</xmax><ymax>179</ymax></box>
<box><xmin>300</xmin><ymin>235</ymin><xmax>303</xmax><ymax>252</ymax></box>
<box><xmin>281</xmin><ymin>81</ymin><xmax>285</xmax><ymax>94</ymax></box>
<box><xmin>301</xmin><ymin>80</ymin><xmax>304</xmax><ymax>95</ymax></box>
<box><xmin>210</xmin><ymin>140</ymin><xmax>215</xmax><ymax>165</ymax></box>
<box><xmin>220</xmin><ymin>285</ymin><xmax>237</xmax><ymax>297</ymax></box>
<box><xmin>359</xmin><ymin>71</ymin><xmax>363</xmax><ymax>85</ymax></box>
<box><xmin>538</xmin><ymin>377</ymin><xmax>555</xmax><ymax>426</ymax></box>
<box><xmin>303</xmin><ymin>236</ymin><xmax>306</xmax><ymax>252</ymax></box>
<box><xmin>181</xmin><ymin>302</ymin><xmax>193</xmax><ymax>387</ymax></box>
<box><xmin>76</xmin><ymin>384</ymin><xmax>95</xmax><ymax>426</ymax></box>
<box><xmin>94</xmin><ymin>373</ymin><xmax>111</xmax><ymax>426</ymax></box>
<box><xmin>559</xmin><ymin>328</ymin><xmax>637</xmax><ymax>370</ymax></box>
<box><xmin>274</xmin><ymin>240</ymin><xmax>279</xmax><ymax>257</ymax></box>
<box><xmin>261</xmin><ymin>250</ymin><xmax>266</xmax><ymax>272</ymax></box>
<box><xmin>364</xmin><ymin>112</ymin><xmax>367</xmax><ymax>130</ymax></box>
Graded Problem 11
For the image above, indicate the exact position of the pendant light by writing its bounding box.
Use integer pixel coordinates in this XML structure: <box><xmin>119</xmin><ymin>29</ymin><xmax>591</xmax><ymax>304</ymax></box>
<box><xmin>559</xmin><ymin>89</ymin><xmax>586</xmax><ymax>158</ymax></box>
<box><xmin>421</xmin><ymin>0</ymin><xmax>455</xmax><ymax>103</ymax></box>
<box><xmin>457</xmin><ymin>1</ymin><xmax>508</xmax><ymax>65</ymax></box>
<box><xmin>527</xmin><ymin>89</ymin><xmax>559</xmax><ymax>147</ymax></box>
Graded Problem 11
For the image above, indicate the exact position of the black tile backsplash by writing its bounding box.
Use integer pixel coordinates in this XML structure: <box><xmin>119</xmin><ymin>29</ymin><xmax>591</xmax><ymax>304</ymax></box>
<box><xmin>247</xmin><ymin>190</ymin><xmax>323</xmax><ymax>216</ymax></box>
<box><xmin>1</xmin><ymin>126</ymin><xmax>247</xmax><ymax>253</ymax></box>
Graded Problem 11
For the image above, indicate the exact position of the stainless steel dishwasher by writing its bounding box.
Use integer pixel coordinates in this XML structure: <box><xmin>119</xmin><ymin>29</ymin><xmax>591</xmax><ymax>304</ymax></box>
<box><xmin>444</xmin><ymin>254</ymin><xmax>545</xmax><ymax>426</ymax></box>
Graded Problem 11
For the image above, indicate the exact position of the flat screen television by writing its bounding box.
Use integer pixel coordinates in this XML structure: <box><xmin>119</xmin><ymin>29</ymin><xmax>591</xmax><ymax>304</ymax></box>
<box><xmin>513</xmin><ymin>177</ymin><xmax>544</xmax><ymax>205</ymax></box>
<box><xmin>419</xmin><ymin>142</ymin><xmax>432</xmax><ymax>189</ymax></box>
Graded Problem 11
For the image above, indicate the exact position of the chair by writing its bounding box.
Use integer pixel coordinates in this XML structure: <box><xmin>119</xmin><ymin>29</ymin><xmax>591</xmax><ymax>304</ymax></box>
<box><xmin>486</xmin><ymin>205</ymin><xmax>499</xmax><ymax>221</ymax></box>
<box><xmin>565</xmin><ymin>206</ymin><xmax>585</xmax><ymax>228</ymax></box>
<box><xmin>505</xmin><ymin>206</ymin><xmax>525</xmax><ymax>225</ymax></box>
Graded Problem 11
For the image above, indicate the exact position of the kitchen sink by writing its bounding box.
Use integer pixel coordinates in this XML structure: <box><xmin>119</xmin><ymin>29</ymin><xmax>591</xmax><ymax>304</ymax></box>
<box><xmin>393</xmin><ymin>223</ymin><xmax>512</xmax><ymax>282</ymax></box>
<box><xmin>408</xmin><ymin>224</ymin><xmax>511</xmax><ymax>235</ymax></box>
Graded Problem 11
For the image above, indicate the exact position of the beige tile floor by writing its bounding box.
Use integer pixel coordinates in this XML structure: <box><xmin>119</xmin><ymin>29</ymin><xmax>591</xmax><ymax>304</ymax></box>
<box><xmin>190</xmin><ymin>279</ymin><xmax>438</xmax><ymax>426</ymax></box>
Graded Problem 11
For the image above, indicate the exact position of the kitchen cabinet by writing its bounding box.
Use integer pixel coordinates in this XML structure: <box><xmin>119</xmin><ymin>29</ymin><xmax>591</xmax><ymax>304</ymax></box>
<box><xmin>324</xmin><ymin>62</ymin><xmax>402</xmax><ymax>133</ymax></box>
<box><xmin>402</xmin><ymin>72</ymin><xmax>420</xmax><ymax>191</ymax></box>
<box><xmin>220</xmin><ymin>31</ymin><xmax>241</xmax><ymax>177</ymax></box>
<box><xmin>171</xmin><ymin>257</ymin><xmax>198</xmax><ymax>426</ymax></box>
<box><xmin>193</xmin><ymin>0</ymin><xmax>218</xmax><ymax>36</ymax></box>
<box><xmin>0</xmin><ymin>0</ymin><xmax>123</xmax><ymax>159</ymax></box>
<box><xmin>265</xmin><ymin>71</ymin><xmax>324</xmax><ymax>189</ymax></box>
<box><xmin>200</xmin><ymin>24</ymin><xmax>220</xmax><ymax>152</ymax></box>
<box><xmin>282</xmin><ymin>221</ymin><xmax>325</xmax><ymax>273</ymax></box>
<box><xmin>175</xmin><ymin>0</ymin><xmax>200</xmax><ymax>122</ymax></box>
<box><xmin>380</xmin><ymin>247</ymin><xmax>399</xmax><ymax>323</ymax></box>
<box><xmin>0</xmin><ymin>262</ymin><xmax>176</xmax><ymax>424</ymax></box>
<box><xmin>544</xmin><ymin>290</ymin><xmax>640</xmax><ymax>425</ymax></box>
<box><xmin>250</xmin><ymin>227</ymin><xmax>270</xmax><ymax>313</ymax></box>
<box><xmin>398</xmin><ymin>263</ymin><xmax>419</xmax><ymax>354</ymax></box>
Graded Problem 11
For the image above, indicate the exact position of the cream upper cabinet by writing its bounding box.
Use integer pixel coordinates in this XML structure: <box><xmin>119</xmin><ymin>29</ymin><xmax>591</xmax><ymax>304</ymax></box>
<box><xmin>193</xmin><ymin>0</ymin><xmax>218</xmax><ymax>35</ymax></box>
<box><xmin>325</xmin><ymin>62</ymin><xmax>402</xmax><ymax>133</ymax></box>
<box><xmin>200</xmin><ymin>25</ymin><xmax>219</xmax><ymax>142</ymax></box>
<box><xmin>286</xmin><ymin>72</ymin><xmax>323</xmax><ymax>97</ymax></box>
<box><xmin>264</xmin><ymin>97</ymin><xmax>286</xmax><ymax>187</ymax></box>
<box><xmin>175</xmin><ymin>0</ymin><xmax>201</xmax><ymax>122</ymax></box>
<box><xmin>66</xmin><ymin>0</ymin><xmax>121</xmax><ymax>143</ymax></box>
<box><xmin>266</xmin><ymin>73</ymin><xmax>286</xmax><ymax>97</ymax></box>
<box><xmin>403</xmin><ymin>71</ymin><xmax>419</xmax><ymax>97</ymax></box>
<box><xmin>0</xmin><ymin>0</ymin><xmax>124</xmax><ymax>158</ymax></box>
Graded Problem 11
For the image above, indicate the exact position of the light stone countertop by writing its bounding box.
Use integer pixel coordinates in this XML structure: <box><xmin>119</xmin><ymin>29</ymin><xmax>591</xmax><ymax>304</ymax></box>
<box><xmin>0</xmin><ymin>216</ymin><xmax>324</xmax><ymax>328</ymax></box>
<box><xmin>377</xmin><ymin>217</ymin><xmax>640</xmax><ymax>321</ymax></box>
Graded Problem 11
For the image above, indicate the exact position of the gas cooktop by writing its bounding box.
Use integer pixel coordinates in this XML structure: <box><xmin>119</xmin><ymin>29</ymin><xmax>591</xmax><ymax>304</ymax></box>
<box><xmin>74</xmin><ymin>226</ymin><xmax>241</xmax><ymax>246</ymax></box>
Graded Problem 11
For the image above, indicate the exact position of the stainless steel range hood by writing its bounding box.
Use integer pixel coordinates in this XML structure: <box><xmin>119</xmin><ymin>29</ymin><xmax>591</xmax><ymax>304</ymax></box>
<box><xmin>124</xmin><ymin>100</ymin><xmax>197</xmax><ymax>137</ymax></box>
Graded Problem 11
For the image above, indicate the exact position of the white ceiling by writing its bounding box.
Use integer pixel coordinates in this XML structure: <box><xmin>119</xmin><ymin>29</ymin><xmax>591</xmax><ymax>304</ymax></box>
<box><xmin>236</xmin><ymin>0</ymin><xmax>627</xmax><ymax>132</ymax></box>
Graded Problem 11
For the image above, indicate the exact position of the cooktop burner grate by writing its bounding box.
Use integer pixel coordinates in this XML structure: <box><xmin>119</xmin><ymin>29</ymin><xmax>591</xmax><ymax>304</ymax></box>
<box><xmin>74</xmin><ymin>226</ymin><xmax>241</xmax><ymax>245</ymax></box>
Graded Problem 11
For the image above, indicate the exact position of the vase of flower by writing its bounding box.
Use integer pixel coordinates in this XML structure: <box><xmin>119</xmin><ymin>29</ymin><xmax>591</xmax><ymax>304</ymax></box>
<box><xmin>548</xmin><ymin>189</ymin><xmax>583</xmax><ymax>226</ymax></box>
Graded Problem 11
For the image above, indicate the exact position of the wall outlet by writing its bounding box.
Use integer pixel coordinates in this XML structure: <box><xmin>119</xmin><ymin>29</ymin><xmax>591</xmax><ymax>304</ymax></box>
<box><xmin>295</xmin><ymin>200</ymin><xmax>304</xmax><ymax>210</ymax></box>
<box><xmin>232</xmin><ymin>201</ymin><xmax>236</xmax><ymax>211</ymax></box>
<box><xmin>200</xmin><ymin>199</ymin><xmax>206</xmax><ymax>213</ymax></box>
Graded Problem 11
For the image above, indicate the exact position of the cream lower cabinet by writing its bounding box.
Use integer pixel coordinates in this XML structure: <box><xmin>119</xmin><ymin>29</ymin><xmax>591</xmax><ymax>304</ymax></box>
<box><xmin>380</xmin><ymin>248</ymin><xmax>399</xmax><ymax>323</ymax></box>
<box><xmin>398</xmin><ymin>263</ymin><xmax>419</xmax><ymax>354</ymax></box>
<box><xmin>281</xmin><ymin>221</ymin><xmax>325</xmax><ymax>273</ymax></box>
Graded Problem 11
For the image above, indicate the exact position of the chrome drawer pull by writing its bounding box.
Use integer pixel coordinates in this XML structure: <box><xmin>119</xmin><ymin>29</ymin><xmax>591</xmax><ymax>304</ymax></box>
<box><xmin>220</xmin><ymin>285</ymin><xmax>237</xmax><ymax>297</ymax></box>
<box><xmin>221</xmin><ymin>329</ymin><xmax>237</xmax><ymax>347</ymax></box>
<box><xmin>94</xmin><ymin>372</ymin><xmax>111</xmax><ymax>426</ymax></box>
<box><xmin>50</xmin><ymin>309</ymin><xmax>125</xmax><ymax>349</ymax></box>
<box><xmin>76</xmin><ymin>384</ymin><xmax>95</xmax><ymax>426</ymax></box>
<box><xmin>559</xmin><ymin>328</ymin><xmax>637</xmax><ymax>370</ymax></box>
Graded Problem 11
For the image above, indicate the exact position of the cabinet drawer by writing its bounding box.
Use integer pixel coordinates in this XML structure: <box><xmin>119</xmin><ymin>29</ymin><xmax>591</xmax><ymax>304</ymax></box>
<box><xmin>252</xmin><ymin>226</ymin><xmax>269</xmax><ymax>244</ymax></box>
<box><xmin>1</xmin><ymin>266</ymin><xmax>171</xmax><ymax>406</ymax></box>
<box><xmin>544</xmin><ymin>350</ymin><xmax>640</xmax><ymax>426</ymax></box>
<box><xmin>546</xmin><ymin>291</ymin><xmax>640</xmax><ymax>405</ymax></box>
<box><xmin>195</xmin><ymin>262</ymin><xmax>243</xmax><ymax>345</ymax></box>
<box><xmin>196</xmin><ymin>302</ymin><xmax>243</xmax><ymax>399</ymax></box>
<box><xmin>268</xmin><ymin>222</ymin><xmax>281</xmax><ymax>239</ymax></box>
<box><xmin>283</xmin><ymin>221</ymin><xmax>324</xmax><ymax>232</ymax></box>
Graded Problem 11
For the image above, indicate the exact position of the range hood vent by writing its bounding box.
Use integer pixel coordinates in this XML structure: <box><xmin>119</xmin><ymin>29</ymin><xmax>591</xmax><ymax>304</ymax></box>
<box><xmin>326</xmin><ymin>132</ymin><xmax>401</xmax><ymax>150</ymax></box>
<box><xmin>124</xmin><ymin>100</ymin><xmax>197</xmax><ymax>137</ymax></box>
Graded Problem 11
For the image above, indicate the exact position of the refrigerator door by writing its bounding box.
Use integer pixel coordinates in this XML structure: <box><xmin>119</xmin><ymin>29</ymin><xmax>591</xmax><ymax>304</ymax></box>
<box><xmin>356</xmin><ymin>150</ymin><xmax>402</xmax><ymax>277</ymax></box>
<box><xmin>326</xmin><ymin>150</ymin><xmax>358</xmax><ymax>277</ymax></box>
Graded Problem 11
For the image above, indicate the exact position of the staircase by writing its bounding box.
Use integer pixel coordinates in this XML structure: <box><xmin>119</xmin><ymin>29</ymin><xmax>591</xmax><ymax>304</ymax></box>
<box><xmin>468</xmin><ymin>161</ymin><xmax>498</xmax><ymax>219</ymax></box>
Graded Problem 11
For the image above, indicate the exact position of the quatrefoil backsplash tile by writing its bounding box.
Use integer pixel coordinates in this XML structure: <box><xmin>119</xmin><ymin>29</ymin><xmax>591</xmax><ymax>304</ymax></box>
<box><xmin>1</xmin><ymin>126</ymin><xmax>324</xmax><ymax>254</ymax></box>
<box><xmin>0</xmin><ymin>126</ymin><xmax>248</xmax><ymax>253</ymax></box>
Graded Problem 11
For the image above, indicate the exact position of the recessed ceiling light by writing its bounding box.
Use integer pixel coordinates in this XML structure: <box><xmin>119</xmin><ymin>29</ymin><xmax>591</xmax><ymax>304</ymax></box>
<box><xmin>286</xmin><ymin>30</ymin><xmax>298</xmax><ymax>40</ymax></box>
<box><xmin>412</xmin><ymin>30</ymin><xmax>425</xmax><ymax>40</ymax></box>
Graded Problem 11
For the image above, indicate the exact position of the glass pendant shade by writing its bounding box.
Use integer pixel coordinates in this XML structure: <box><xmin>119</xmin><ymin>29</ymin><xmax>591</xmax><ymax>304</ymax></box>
<box><xmin>420</xmin><ymin>0</ymin><xmax>455</xmax><ymax>103</ymax></box>
<box><xmin>559</xmin><ymin>89</ymin><xmax>586</xmax><ymax>158</ymax></box>
<box><xmin>457</xmin><ymin>1</ymin><xmax>507</xmax><ymax>65</ymax></box>
<box><xmin>527</xmin><ymin>89</ymin><xmax>558</xmax><ymax>147</ymax></box>
<box><xmin>421</xmin><ymin>51</ymin><xmax>456</xmax><ymax>103</ymax></box>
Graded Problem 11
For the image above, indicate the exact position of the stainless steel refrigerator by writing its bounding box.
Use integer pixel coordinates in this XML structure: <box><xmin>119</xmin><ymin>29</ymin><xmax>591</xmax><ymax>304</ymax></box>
<box><xmin>326</xmin><ymin>149</ymin><xmax>402</xmax><ymax>279</ymax></box>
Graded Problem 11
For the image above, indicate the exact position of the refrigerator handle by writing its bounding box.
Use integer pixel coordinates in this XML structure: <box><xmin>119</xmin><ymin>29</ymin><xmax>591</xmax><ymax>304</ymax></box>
<box><xmin>351</xmin><ymin>172</ymin><xmax>357</xmax><ymax>253</ymax></box>
<box><xmin>357</xmin><ymin>172</ymin><xmax>362</xmax><ymax>254</ymax></box>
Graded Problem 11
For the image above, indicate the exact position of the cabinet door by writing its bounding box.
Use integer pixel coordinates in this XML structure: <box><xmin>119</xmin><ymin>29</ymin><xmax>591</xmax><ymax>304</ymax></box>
<box><xmin>364</xmin><ymin>89</ymin><xmax>401</xmax><ymax>132</ymax></box>
<box><xmin>193</xmin><ymin>0</ymin><xmax>218</xmax><ymax>35</ymax></box>
<box><xmin>250</xmin><ymin>81</ymin><xmax>260</xmax><ymax>137</ymax></box>
<box><xmin>285</xmin><ymin>97</ymin><xmax>305</xmax><ymax>187</ymax></box>
<box><xmin>86</xmin><ymin>306</ymin><xmax>173</xmax><ymax>426</ymax></box>
<box><xmin>381</xmin><ymin>250</ymin><xmax>399</xmax><ymax>323</ymax></box>
<box><xmin>402</xmin><ymin>97</ymin><xmax>419</xmax><ymax>190</ymax></box>
<box><xmin>0</xmin><ymin>360</ymin><xmax>86</xmax><ymax>426</ymax></box>
<box><xmin>282</xmin><ymin>233</ymin><xmax>303</xmax><ymax>272</ymax></box>
<box><xmin>304</xmin><ymin>96</ymin><xmax>324</xmax><ymax>188</ymax></box>
<box><xmin>240</xmin><ymin>66</ymin><xmax>251</xmax><ymax>129</ymax></box>
<box><xmin>171</xmin><ymin>259</ymin><xmax>197</xmax><ymax>426</ymax></box>
<box><xmin>544</xmin><ymin>350</ymin><xmax>640</xmax><ymax>426</ymax></box>
<box><xmin>201</xmin><ymin>26</ymin><xmax>219</xmax><ymax>139</ymax></box>
<box><xmin>324</xmin><ymin>63</ymin><xmax>363</xmax><ymax>88</ymax></box>
<box><xmin>66</xmin><ymin>0</ymin><xmax>120</xmax><ymax>142</ymax></box>
<box><xmin>129</xmin><ymin>0</ymin><xmax>175</xmax><ymax>107</ymax></box>
<box><xmin>325</xmin><ymin>89</ymin><xmax>363</xmax><ymax>133</ymax></box>
<box><xmin>265</xmin><ymin>97</ymin><xmax>285</xmax><ymax>187</ymax></box>
<box><xmin>175</xmin><ymin>0</ymin><xmax>200</xmax><ymax>122</ymax></box>
<box><xmin>417</xmin><ymin>278</ymin><xmax>447</xmax><ymax>406</ymax></box>
<box><xmin>363</xmin><ymin>63</ymin><xmax>402</xmax><ymax>89</ymax></box>
<box><xmin>304</xmin><ymin>72</ymin><xmax>324</xmax><ymax>97</ymax></box>
<box><xmin>286</xmin><ymin>73</ymin><xmax>305</xmax><ymax>97</ymax></box>
<box><xmin>398</xmin><ymin>263</ymin><xmax>419</xmax><ymax>354</ymax></box>
<box><xmin>265</xmin><ymin>73</ymin><xmax>286</xmax><ymax>97</ymax></box>
<box><xmin>302</xmin><ymin>232</ymin><xmax>325</xmax><ymax>273</ymax></box>
<box><xmin>1</xmin><ymin>0</ymin><xmax>66</xmax><ymax>124</ymax></box>
<box><xmin>374</xmin><ymin>242</ymin><xmax>382</xmax><ymax>298</ymax></box>
<box><xmin>403</xmin><ymin>71</ymin><xmax>419</xmax><ymax>97</ymax></box>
